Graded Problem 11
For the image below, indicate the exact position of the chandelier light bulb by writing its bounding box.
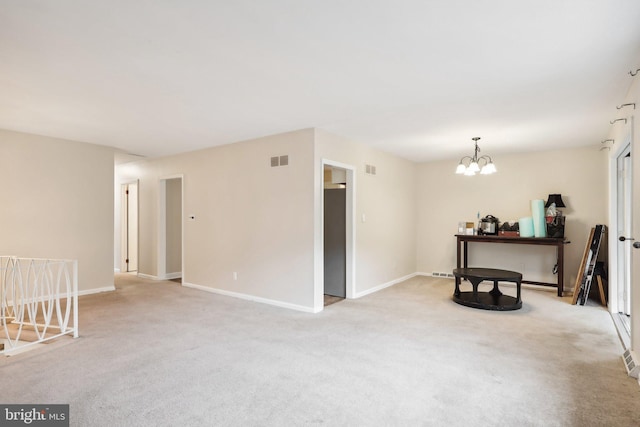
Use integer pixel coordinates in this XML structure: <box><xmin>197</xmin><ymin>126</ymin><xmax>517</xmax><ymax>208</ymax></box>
<box><xmin>485</xmin><ymin>162</ymin><xmax>497</xmax><ymax>174</ymax></box>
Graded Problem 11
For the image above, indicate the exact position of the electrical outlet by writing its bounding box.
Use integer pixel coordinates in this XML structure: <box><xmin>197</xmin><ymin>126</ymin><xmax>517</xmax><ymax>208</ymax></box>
<box><xmin>233</xmin><ymin>272</ymin><xmax>238</xmax><ymax>280</ymax></box>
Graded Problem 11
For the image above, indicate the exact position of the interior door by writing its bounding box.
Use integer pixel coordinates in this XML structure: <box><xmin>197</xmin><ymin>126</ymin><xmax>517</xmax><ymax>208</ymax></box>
<box><xmin>324</xmin><ymin>188</ymin><xmax>346</xmax><ymax>298</ymax></box>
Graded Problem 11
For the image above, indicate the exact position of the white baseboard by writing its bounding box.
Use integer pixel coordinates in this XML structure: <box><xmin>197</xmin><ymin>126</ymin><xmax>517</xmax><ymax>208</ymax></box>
<box><xmin>136</xmin><ymin>272</ymin><xmax>182</xmax><ymax>281</ymax></box>
<box><xmin>354</xmin><ymin>272</ymin><xmax>418</xmax><ymax>299</ymax></box>
<box><xmin>78</xmin><ymin>285</ymin><xmax>115</xmax><ymax>296</ymax></box>
<box><xmin>114</xmin><ymin>268</ymin><xmax>121</xmax><ymax>273</ymax></box>
<box><xmin>182</xmin><ymin>281</ymin><xmax>317</xmax><ymax>313</ymax></box>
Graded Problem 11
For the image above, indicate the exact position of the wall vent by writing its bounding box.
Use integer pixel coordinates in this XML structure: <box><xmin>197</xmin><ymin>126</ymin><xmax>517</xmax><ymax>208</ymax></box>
<box><xmin>623</xmin><ymin>349</ymin><xmax>640</xmax><ymax>378</ymax></box>
<box><xmin>432</xmin><ymin>272</ymin><xmax>454</xmax><ymax>278</ymax></box>
<box><xmin>271</xmin><ymin>155</ymin><xmax>289</xmax><ymax>167</ymax></box>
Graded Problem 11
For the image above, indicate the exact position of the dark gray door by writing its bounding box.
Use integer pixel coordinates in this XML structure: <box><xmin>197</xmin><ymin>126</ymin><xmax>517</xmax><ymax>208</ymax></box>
<box><xmin>324</xmin><ymin>188</ymin><xmax>346</xmax><ymax>298</ymax></box>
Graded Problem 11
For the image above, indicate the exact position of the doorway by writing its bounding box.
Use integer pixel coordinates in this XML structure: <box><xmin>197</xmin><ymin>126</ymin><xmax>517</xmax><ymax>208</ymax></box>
<box><xmin>321</xmin><ymin>162</ymin><xmax>355</xmax><ymax>307</ymax></box>
<box><xmin>158</xmin><ymin>176</ymin><xmax>183</xmax><ymax>281</ymax></box>
<box><xmin>121</xmin><ymin>182</ymin><xmax>138</xmax><ymax>273</ymax></box>
<box><xmin>324</xmin><ymin>182</ymin><xmax>346</xmax><ymax>303</ymax></box>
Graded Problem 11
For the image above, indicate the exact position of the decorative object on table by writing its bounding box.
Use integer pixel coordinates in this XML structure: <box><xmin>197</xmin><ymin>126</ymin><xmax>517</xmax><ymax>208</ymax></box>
<box><xmin>572</xmin><ymin>225</ymin><xmax>606</xmax><ymax>305</ymax></box>
<box><xmin>478</xmin><ymin>215</ymin><xmax>499</xmax><ymax>235</ymax></box>
<box><xmin>531</xmin><ymin>199</ymin><xmax>547</xmax><ymax>237</ymax></box>
<box><xmin>454</xmin><ymin>137</ymin><xmax>497</xmax><ymax>176</ymax></box>
<box><xmin>519</xmin><ymin>217</ymin><xmax>535</xmax><ymax>237</ymax></box>
<box><xmin>458</xmin><ymin>221</ymin><xmax>477</xmax><ymax>235</ymax></box>
<box><xmin>499</xmin><ymin>220</ymin><xmax>519</xmax><ymax>236</ymax></box>
<box><xmin>465</xmin><ymin>222</ymin><xmax>475</xmax><ymax>235</ymax></box>
<box><xmin>545</xmin><ymin>194</ymin><xmax>566</xmax><ymax>238</ymax></box>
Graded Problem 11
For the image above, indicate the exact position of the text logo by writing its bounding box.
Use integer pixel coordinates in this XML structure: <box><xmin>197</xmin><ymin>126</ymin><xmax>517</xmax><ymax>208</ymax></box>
<box><xmin>0</xmin><ymin>405</ymin><xmax>68</xmax><ymax>426</ymax></box>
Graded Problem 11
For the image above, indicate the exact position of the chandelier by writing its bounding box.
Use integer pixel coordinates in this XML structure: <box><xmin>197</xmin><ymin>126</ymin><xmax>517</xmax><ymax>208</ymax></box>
<box><xmin>455</xmin><ymin>137</ymin><xmax>497</xmax><ymax>176</ymax></box>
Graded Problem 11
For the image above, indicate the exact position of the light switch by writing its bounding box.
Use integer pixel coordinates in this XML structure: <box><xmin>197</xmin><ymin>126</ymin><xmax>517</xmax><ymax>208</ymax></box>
<box><xmin>362</xmin><ymin>213</ymin><xmax>366</xmax><ymax>223</ymax></box>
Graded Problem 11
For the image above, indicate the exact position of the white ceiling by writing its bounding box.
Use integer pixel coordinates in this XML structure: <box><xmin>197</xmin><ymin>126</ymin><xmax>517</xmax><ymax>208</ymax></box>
<box><xmin>2</xmin><ymin>1</ymin><xmax>640</xmax><ymax>163</ymax></box>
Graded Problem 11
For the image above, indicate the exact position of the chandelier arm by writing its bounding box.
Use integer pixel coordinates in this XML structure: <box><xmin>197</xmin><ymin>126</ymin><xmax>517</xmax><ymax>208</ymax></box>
<box><xmin>458</xmin><ymin>155</ymin><xmax>473</xmax><ymax>165</ymax></box>
<box><xmin>479</xmin><ymin>155</ymin><xmax>492</xmax><ymax>165</ymax></box>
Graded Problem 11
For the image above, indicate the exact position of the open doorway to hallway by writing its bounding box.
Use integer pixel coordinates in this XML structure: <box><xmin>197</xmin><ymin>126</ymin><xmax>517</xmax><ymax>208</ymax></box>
<box><xmin>158</xmin><ymin>176</ymin><xmax>183</xmax><ymax>282</ymax></box>
<box><xmin>323</xmin><ymin>164</ymin><xmax>352</xmax><ymax>306</ymax></box>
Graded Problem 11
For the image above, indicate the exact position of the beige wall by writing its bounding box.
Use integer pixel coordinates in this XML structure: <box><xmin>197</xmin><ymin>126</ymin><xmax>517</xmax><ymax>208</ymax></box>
<box><xmin>117</xmin><ymin>129</ymin><xmax>316</xmax><ymax>310</ymax></box>
<box><xmin>314</xmin><ymin>129</ymin><xmax>417</xmax><ymax>296</ymax></box>
<box><xmin>416</xmin><ymin>146</ymin><xmax>608</xmax><ymax>289</ymax></box>
<box><xmin>0</xmin><ymin>129</ymin><xmax>115</xmax><ymax>293</ymax></box>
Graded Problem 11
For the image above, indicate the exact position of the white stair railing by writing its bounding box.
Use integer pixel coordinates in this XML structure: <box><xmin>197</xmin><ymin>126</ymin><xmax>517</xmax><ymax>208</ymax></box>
<box><xmin>1</xmin><ymin>256</ymin><xmax>78</xmax><ymax>355</ymax></box>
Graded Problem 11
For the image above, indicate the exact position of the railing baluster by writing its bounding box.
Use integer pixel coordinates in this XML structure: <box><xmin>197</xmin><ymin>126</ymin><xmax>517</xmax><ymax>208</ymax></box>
<box><xmin>0</xmin><ymin>256</ymin><xmax>78</xmax><ymax>355</ymax></box>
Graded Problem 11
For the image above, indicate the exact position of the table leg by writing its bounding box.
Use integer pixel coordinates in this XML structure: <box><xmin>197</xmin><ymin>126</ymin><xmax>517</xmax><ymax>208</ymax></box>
<box><xmin>463</xmin><ymin>241</ymin><xmax>468</xmax><ymax>268</ymax></box>
<box><xmin>470</xmin><ymin>278</ymin><xmax>482</xmax><ymax>302</ymax></box>
<box><xmin>557</xmin><ymin>242</ymin><xmax>564</xmax><ymax>297</ymax></box>
<box><xmin>489</xmin><ymin>280</ymin><xmax>502</xmax><ymax>297</ymax></box>
<box><xmin>516</xmin><ymin>280</ymin><xmax>522</xmax><ymax>304</ymax></box>
<box><xmin>456</xmin><ymin>237</ymin><xmax>461</xmax><ymax>289</ymax></box>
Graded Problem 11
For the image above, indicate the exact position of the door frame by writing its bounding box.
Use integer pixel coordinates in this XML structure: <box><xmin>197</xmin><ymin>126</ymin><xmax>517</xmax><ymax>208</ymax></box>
<box><xmin>317</xmin><ymin>159</ymin><xmax>356</xmax><ymax>311</ymax></box>
<box><xmin>120</xmin><ymin>180</ymin><xmax>139</xmax><ymax>273</ymax></box>
<box><xmin>609</xmin><ymin>130</ymin><xmax>633</xmax><ymax>349</ymax></box>
<box><xmin>158</xmin><ymin>174</ymin><xmax>184</xmax><ymax>281</ymax></box>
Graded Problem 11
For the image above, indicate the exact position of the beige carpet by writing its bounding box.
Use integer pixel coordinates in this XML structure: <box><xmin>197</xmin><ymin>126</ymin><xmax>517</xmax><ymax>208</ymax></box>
<box><xmin>1</xmin><ymin>274</ymin><xmax>639</xmax><ymax>426</ymax></box>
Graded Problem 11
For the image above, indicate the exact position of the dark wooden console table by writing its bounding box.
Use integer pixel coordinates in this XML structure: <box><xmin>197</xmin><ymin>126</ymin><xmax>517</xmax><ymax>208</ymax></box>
<box><xmin>455</xmin><ymin>234</ymin><xmax>568</xmax><ymax>297</ymax></box>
